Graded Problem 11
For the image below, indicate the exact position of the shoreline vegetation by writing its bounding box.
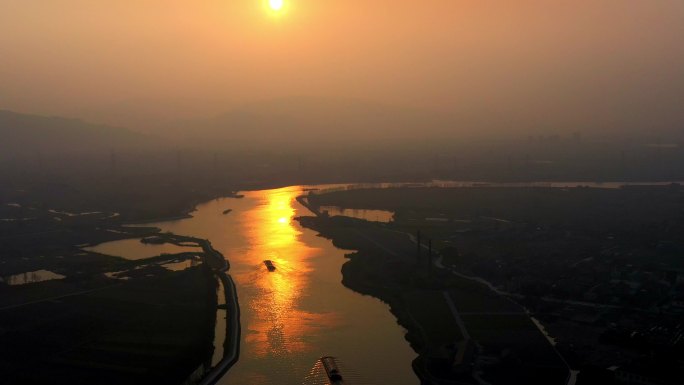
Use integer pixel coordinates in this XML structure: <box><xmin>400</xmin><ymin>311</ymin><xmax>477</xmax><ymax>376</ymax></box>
<box><xmin>298</xmin><ymin>187</ymin><xmax>630</xmax><ymax>385</ymax></box>
<box><xmin>4</xmin><ymin>182</ymin><xmax>683</xmax><ymax>384</ymax></box>
<box><xmin>300</xmin><ymin>185</ymin><xmax>684</xmax><ymax>385</ymax></box>
<box><xmin>296</xmin><ymin>214</ymin><xmax>568</xmax><ymax>385</ymax></box>
<box><xmin>0</xmin><ymin>183</ymin><xmax>245</xmax><ymax>385</ymax></box>
<box><xmin>150</xmin><ymin>233</ymin><xmax>241</xmax><ymax>385</ymax></box>
<box><xmin>125</xmin><ymin>191</ymin><xmax>244</xmax><ymax>226</ymax></box>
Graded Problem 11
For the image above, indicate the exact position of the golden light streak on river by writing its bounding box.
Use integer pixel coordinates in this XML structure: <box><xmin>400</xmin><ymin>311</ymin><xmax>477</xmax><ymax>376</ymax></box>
<box><xmin>237</xmin><ymin>187</ymin><xmax>337</xmax><ymax>358</ymax></box>
<box><xmin>87</xmin><ymin>185</ymin><xmax>418</xmax><ymax>385</ymax></box>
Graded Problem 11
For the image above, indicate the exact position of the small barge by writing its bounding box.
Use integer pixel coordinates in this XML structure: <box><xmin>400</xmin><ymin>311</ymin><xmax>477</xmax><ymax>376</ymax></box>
<box><xmin>320</xmin><ymin>356</ymin><xmax>344</xmax><ymax>384</ymax></box>
<box><xmin>263</xmin><ymin>260</ymin><xmax>276</xmax><ymax>272</ymax></box>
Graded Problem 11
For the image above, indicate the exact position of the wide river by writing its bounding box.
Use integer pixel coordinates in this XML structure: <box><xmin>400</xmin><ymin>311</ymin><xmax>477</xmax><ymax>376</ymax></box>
<box><xmin>93</xmin><ymin>186</ymin><xmax>418</xmax><ymax>385</ymax></box>
<box><xmin>86</xmin><ymin>180</ymin><xmax>683</xmax><ymax>384</ymax></box>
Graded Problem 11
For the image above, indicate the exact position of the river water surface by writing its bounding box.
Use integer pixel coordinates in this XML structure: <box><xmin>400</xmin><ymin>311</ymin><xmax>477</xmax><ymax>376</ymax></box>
<box><xmin>91</xmin><ymin>186</ymin><xmax>418</xmax><ymax>385</ymax></box>
<box><xmin>85</xmin><ymin>180</ymin><xmax>684</xmax><ymax>384</ymax></box>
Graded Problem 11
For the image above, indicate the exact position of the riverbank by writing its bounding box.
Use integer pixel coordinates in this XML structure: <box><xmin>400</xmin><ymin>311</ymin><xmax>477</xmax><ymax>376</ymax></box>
<box><xmin>150</xmin><ymin>233</ymin><xmax>241</xmax><ymax>385</ymax></box>
<box><xmin>296</xmin><ymin>215</ymin><xmax>472</xmax><ymax>383</ymax></box>
<box><xmin>0</xmin><ymin>263</ymin><xmax>216</xmax><ymax>385</ymax></box>
<box><xmin>302</xmin><ymin>184</ymin><xmax>684</xmax><ymax>385</ymax></box>
<box><xmin>125</xmin><ymin>192</ymin><xmax>245</xmax><ymax>226</ymax></box>
<box><xmin>297</xmin><ymin>214</ymin><xmax>568</xmax><ymax>385</ymax></box>
<box><xmin>197</xmin><ymin>240</ymin><xmax>241</xmax><ymax>385</ymax></box>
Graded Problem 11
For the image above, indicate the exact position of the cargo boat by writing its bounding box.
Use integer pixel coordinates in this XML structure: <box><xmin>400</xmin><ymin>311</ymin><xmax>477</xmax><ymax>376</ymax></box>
<box><xmin>263</xmin><ymin>260</ymin><xmax>276</xmax><ymax>272</ymax></box>
<box><xmin>320</xmin><ymin>356</ymin><xmax>344</xmax><ymax>384</ymax></box>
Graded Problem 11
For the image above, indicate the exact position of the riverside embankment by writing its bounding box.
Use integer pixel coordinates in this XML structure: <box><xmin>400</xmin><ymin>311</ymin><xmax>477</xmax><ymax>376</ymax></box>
<box><xmin>150</xmin><ymin>234</ymin><xmax>241</xmax><ymax>385</ymax></box>
<box><xmin>197</xmin><ymin>240</ymin><xmax>241</xmax><ymax>385</ymax></box>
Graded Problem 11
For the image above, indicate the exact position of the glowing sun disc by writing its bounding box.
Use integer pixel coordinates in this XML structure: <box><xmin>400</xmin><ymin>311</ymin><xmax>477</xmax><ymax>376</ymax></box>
<box><xmin>269</xmin><ymin>0</ymin><xmax>284</xmax><ymax>11</ymax></box>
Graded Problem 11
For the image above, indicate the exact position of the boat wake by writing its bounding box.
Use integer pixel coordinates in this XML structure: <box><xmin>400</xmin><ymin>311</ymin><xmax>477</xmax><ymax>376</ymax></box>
<box><xmin>302</xmin><ymin>357</ymin><xmax>371</xmax><ymax>385</ymax></box>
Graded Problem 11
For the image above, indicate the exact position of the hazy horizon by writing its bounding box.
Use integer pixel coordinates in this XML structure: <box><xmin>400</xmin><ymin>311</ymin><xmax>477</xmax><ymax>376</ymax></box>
<box><xmin>2</xmin><ymin>4</ymin><xmax>684</xmax><ymax>385</ymax></box>
<box><xmin>2</xmin><ymin>0</ymin><xmax>683</xmax><ymax>137</ymax></box>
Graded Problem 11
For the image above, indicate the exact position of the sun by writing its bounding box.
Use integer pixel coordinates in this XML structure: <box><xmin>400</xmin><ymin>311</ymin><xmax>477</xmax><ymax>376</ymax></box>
<box><xmin>269</xmin><ymin>0</ymin><xmax>284</xmax><ymax>11</ymax></box>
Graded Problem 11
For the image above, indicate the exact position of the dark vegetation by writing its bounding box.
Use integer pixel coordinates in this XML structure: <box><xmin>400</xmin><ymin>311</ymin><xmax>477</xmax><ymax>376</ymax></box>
<box><xmin>0</xmin><ymin>266</ymin><xmax>217</xmax><ymax>385</ymax></box>
<box><xmin>297</xmin><ymin>215</ymin><xmax>568</xmax><ymax>385</ymax></box>
<box><xmin>0</xmin><ymin>136</ymin><xmax>240</xmax><ymax>384</ymax></box>
<box><xmin>304</xmin><ymin>186</ymin><xmax>684</xmax><ymax>385</ymax></box>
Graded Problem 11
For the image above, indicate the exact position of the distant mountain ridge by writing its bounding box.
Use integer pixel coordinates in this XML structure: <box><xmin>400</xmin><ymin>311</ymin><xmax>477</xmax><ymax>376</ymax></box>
<box><xmin>165</xmin><ymin>97</ymin><xmax>457</xmax><ymax>147</ymax></box>
<box><xmin>0</xmin><ymin>109</ymin><xmax>148</xmax><ymax>156</ymax></box>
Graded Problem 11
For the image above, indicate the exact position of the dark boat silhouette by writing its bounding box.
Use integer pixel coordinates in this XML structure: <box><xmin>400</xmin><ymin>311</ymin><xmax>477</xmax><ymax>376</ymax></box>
<box><xmin>320</xmin><ymin>356</ymin><xmax>344</xmax><ymax>383</ymax></box>
<box><xmin>263</xmin><ymin>260</ymin><xmax>276</xmax><ymax>272</ymax></box>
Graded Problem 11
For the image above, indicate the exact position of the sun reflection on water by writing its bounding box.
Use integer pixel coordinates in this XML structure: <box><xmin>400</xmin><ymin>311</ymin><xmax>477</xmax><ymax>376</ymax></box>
<box><xmin>237</xmin><ymin>186</ymin><xmax>335</xmax><ymax>358</ymax></box>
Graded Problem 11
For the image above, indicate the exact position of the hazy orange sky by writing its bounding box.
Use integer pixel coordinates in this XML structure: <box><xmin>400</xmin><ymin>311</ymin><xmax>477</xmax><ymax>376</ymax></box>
<box><xmin>1</xmin><ymin>1</ymin><xmax>683</xmax><ymax>134</ymax></box>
